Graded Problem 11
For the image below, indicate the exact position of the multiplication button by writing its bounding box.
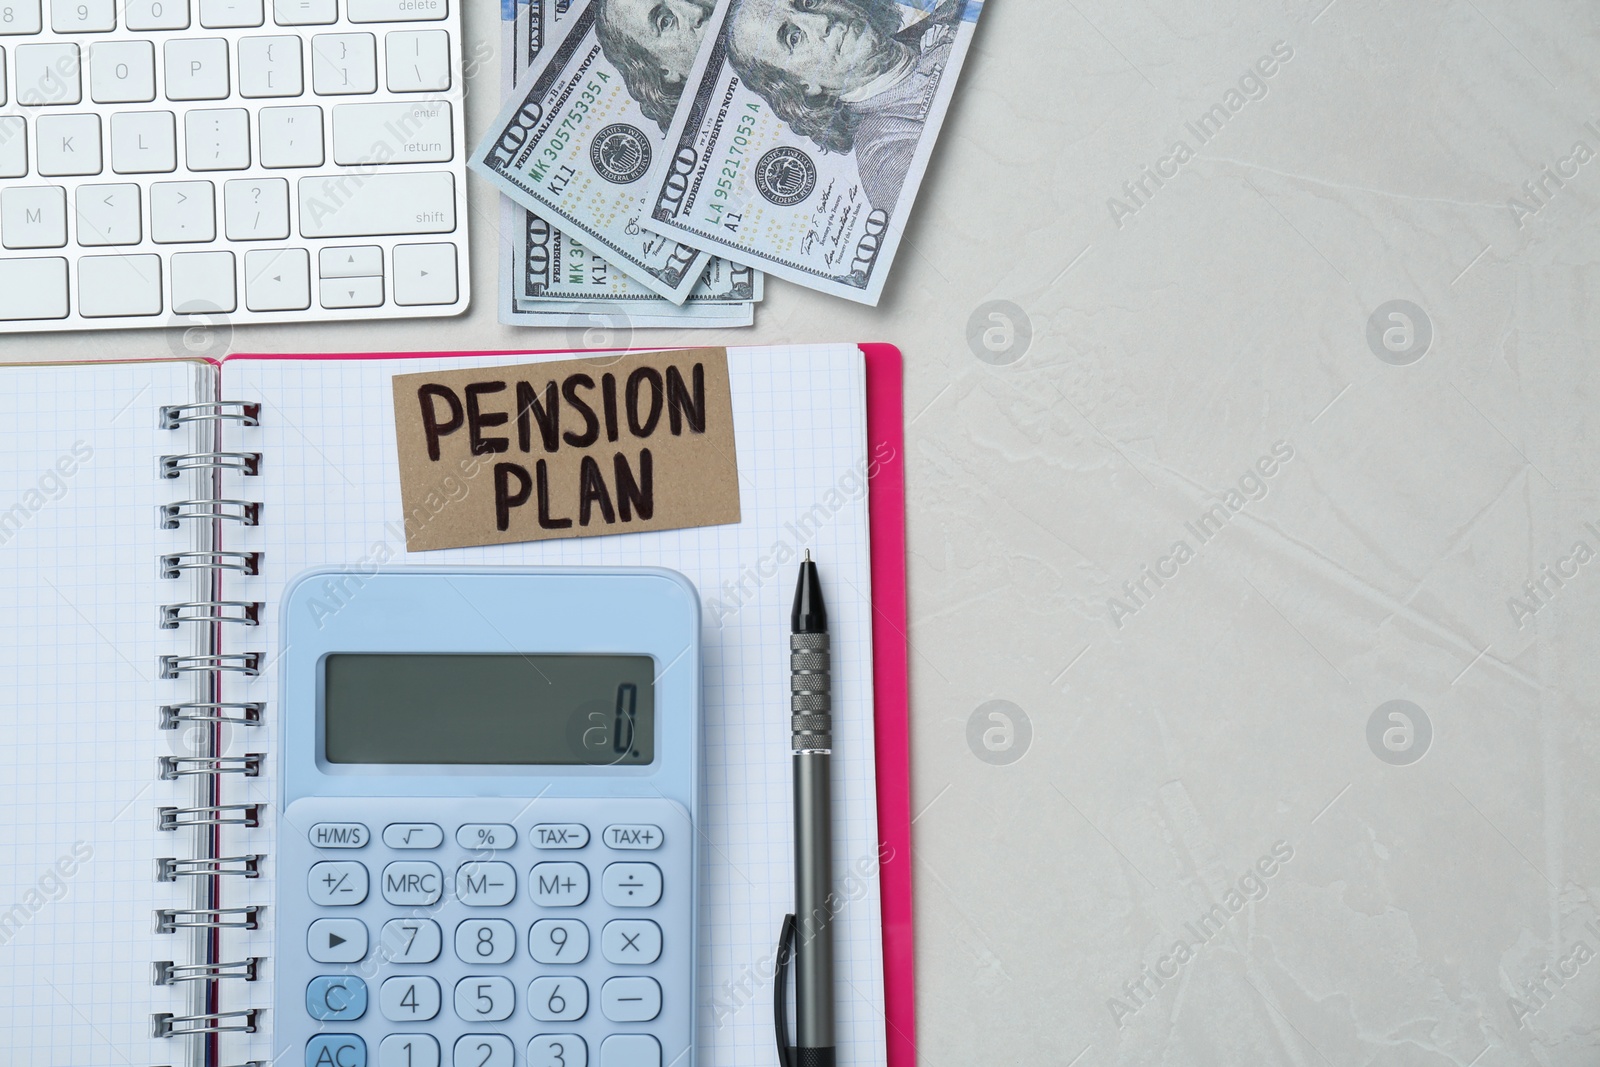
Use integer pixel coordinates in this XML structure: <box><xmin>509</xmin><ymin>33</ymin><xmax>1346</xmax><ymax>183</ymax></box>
<box><xmin>601</xmin><ymin>863</ymin><xmax>660</xmax><ymax>907</ymax></box>
<box><xmin>308</xmin><ymin>917</ymin><xmax>368</xmax><ymax>963</ymax></box>
<box><xmin>531</xmin><ymin>823</ymin><xmax>588</xmax><ymax>849</ymax></box>
<box><xmin>602</xmin><ymin>920</ymin><xmax>660</xmax><ymax>964</ymax></box>
<box><xmin>383</xmin><ymin>822</ymin><xmax>443</xmax><ymax>849</ymax></box>
<box><xmin>603</xmin><ymin>824</ymin><xmax>661</xmax><ymax>850</ymax></box>
<box><xmin>308</xmin><ymin>861</ymin><xmax>368</xmax><ymax>905</ymax></box>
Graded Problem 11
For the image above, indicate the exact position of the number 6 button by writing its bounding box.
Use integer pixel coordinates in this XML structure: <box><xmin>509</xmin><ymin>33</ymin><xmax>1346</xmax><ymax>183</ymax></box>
<box><xmin>528</xmin><ymin>976</ymin><xmax>587</xmax><ymax>1021</ymax></box>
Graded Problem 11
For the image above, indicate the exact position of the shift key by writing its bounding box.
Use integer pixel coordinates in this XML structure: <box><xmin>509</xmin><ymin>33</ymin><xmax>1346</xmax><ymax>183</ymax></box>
<box><xmin>298</xmin><ymin>171</ymin><xmax>454</xmax><ymax>238</ymax></box>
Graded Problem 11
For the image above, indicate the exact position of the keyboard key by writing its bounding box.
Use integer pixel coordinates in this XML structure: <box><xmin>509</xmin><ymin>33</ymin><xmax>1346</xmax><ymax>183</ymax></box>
<box><xmin>393</xmin><ymin>241</ymin><xmax>455</xmax><ymax>305</ymax></box>
<box><xmin>259</xmin><ymin>104</ymin><xmax>322</xmax><ymax>167</ymax></box>
<box><xmin>37</xmin><ymin>113</ymin><xmax>100</xmax><ymax>175</ymax></box>
<box><xmin>306</xmin><ymin>974</ymin><xmax>367</xmax><ymax>1021</ymax></box>
<box><xmin>199</xmin><ymin>0</ymin><xmax>260</xmax><ymax>26</ymax></box>
<box><xmin>298</xmin><ymin>171</ymin><xmax>452</xmax><ymax>237</ymax></box>
<box><xmin>308</xmin><ymin>822</ymin><xmax>369</xmax><ymax>848</ymax></box>
<box><xmin>456</xmin><ymin>823</ymin><xmax>514</xmax><ymax>850</ymax></box>
<box><xmin>604</xmin><ymin>824</ymin><xmax>662</xmax><ymax>850</ymax></box>
<box><xmin>307</xmin><ymin>916</ymin><xmax>366</xmax><ymax>963</ymax></box>
<box><xmin>385</xmin><ymin>29</ymin><xmax>449</xmax><ymax>92</ymax></box>
<box><xmin>79</xmin><ymin>253</ymin><xmax>161</xmax><ymax>315</ymax></box>
<box><xmin>599</xmin><ymin>1035</ymin><xmax>659</xmax><ymax>1067</ymax></box>
<box><xmin>51</xmin><ymin>0</ymin><xmax>112</xmax><ymax>31</ymax></box>
<box><xmin>171</xmin><ymin>249</ymin><xmax>235</xmax><ymax>312</ymax></box>
<box><xmin>455</xmin><ymin>860</ymin><xmax>514</xmax><ymax>906</ymax></box>
<box><xmin>380</xmin><ymin>975</ymin><xmax>441</xmax><ymax>1022</ymax></box>
<box><xmin>601</xmin><ymin>862</ymin><xmax>660</xmax><ymax>907</ymax></box>
<box><xmin>0</xmin><ymin>0</ymin><xmax>42</xmax><ymax>34</ymax></box>
<box><xmin>532</xmin><ymin>823</ymin><xmax>589</xmax><ymax>849</ymax></box>
<box><xmin>380</xmin><ymin>1036</ymin><xmax>440</xmax><ymax>1067</ymax></box>
<box><xmin>320</xmin><ymin>243</ymin><xmax>381</xmax><ymax>278</ymax></box>
<box><xmin>527</xmin><ymin>976</ymin><xmax>586</xmax><ymax>1022</ymax></box>
<box><xmin>245</xmin><ymin>246</ymin><xmax>309</xmax><ymax>309</ymax></box>
<box><xmin>125</xmin><ymin>0</ymin><xmax>187</xmax><ymax>29</ymax></box>
<box><xmin>164</xmin><ymin>37</ymin><xmax>228</xmax><ymax>100</ymax></box>
<box><xmin>185</xmin><ymin>107</ymin><xmax>249</xmax><ymax>170</ymax></box>
<box><xmin>319</xmin><ymin>276</ymin><xmax>381</xmax><ymax>307</ymax></box>
<box><xmin>348</xmin><ymin>0</ymin><xmax>443</xmax><ymax>21</ymax></box>
<box><xmin>455</xmin><ymin>918</ymin><xmax>514</xmax><ymax>964</ymax></box>
<box><xmin>308</xmin><ymin>1035</ymin><xmax>366</xmax><ymax>1067</ymax></box>
<box><xmin>272</xmin><ymin>0</ymin><xmax>332</xmax><ymax>24</ymax></box>
<box><xmin>601</xmin><ymin>919</ymin><xmax>660</xmax><ymax>964</ymax></box>
<box><xmin>89</xmin><ymin>41</ymin><xmax>155</xmax><ymax>102</ymax></box>
<box><xmin>238</xmin><ymin>35</ymin><xmax>301</xmax><ymax>97</ymax></box>
<box><xmin>378</xmin><ymin>917</ymin><xmax>441</xmax><ymax>963</ymax></box>
<box><xmin>110</xmin><ymin>110</ymin><xmax>176</xmax><ymax>173</ymax></box>
<box><xmin>76</xmin><ymin>182</ymin><xmax>139</xmax><ymax>245</ymax></box>
<box><xmin>528</xmin><ymin>1036</ymin><xmax>586</xmax><ymax>1067</ymax></box>
<box><xmin>453</xmin><ymin>1036</ymin><xmax>511</xmax><ymax>1067</ymax></box>
<box><xmin>150</xmin><ymin>179</ymin><xmax>213</xmax><ymax>241</ymax></box>
<box><xmin>307</xmin><ymin>859</ymin><xmax>367</xmax><ymax>905</ymax></box>
<box><xmin>332</xmin><ymin>101</ymin><xmax>449</xmax><ymax>166</ymax></box>
<box><xmin>380</xmin><ymin>821</ymin><xmax>442</xmax><ymax>849</ymax></box>
<box><xmin>381</xmin><ymin>859</ymin><xmax>443</xmax><ymax>905</ymax></box>
<box><xmin>2</xmin><ymin>185</ymin><xmax>66</xmax><ymax>247</ymax></box>
<box><xmin>454</xmin><ymin>976</ymin><xmax>514</xmax><ymax>1022</ymax></box>
<box><xmin>0</xmin><ymin>257</ymin><xmax>67</xmax><ymax>319</ymax></box>
<box><xmin>529</xmin><ymin>862</ymin><xmax>588</xmax><ymax>907</ymax></box>
<box><xmin>0</xmin><ymin>118</ymin><xmax>26</xmax><ymax>178</ymax></box>
<box><xmin>224</xmin><ymin>176</ymin><xmax>288</xmax><ymax>239</ymax></box>
<box><xmin>16</xmin><ymin>44</ymin><xmax>81</xmax><ymax>105</ymax></box>
<box><xmin>528</xmin><ymin>918</ymin><xmax>588</xmax><ymax>964</ymax></box>
<box><xmin>600</xmin><ymin>977</ymin><xmax>660</xmax><ymax>1023</ymax></box>
<box><xmin>311</xmin><ymin>32</ymin><xmax>376</xmax><ymax>94</ymax></box>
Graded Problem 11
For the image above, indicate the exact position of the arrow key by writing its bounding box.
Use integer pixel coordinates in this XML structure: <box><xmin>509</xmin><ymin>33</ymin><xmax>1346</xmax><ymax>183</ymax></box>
<box><xmin>320</xmin><ymin>275</ymin><xmax>382</xmax><ymax>308</ymax></box>
<box><xmin>309</xmin><ymin>918</ymin><xmax>369</xmax><ymax>963</ymax></box>
<box><xmin>393</xmin><ymin>241</ymin><xmax>456</xmax><ymax>306</ymax></box>
<box><xmin>244</xmin><ymin>246</ymin><xmax>310</xmax><ymax>311</ymax></box>
<box><xmin>319</xmin><ymin>243</ymin><xmax>382</xmax><ymax>279</ymax></box>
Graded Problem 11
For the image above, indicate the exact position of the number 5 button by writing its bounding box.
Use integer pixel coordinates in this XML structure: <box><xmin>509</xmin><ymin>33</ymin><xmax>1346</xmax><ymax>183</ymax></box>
<box><xmin>602</xmin><ymin>863</ymin><xmax>660</xmax><ymax>907</ymax></box>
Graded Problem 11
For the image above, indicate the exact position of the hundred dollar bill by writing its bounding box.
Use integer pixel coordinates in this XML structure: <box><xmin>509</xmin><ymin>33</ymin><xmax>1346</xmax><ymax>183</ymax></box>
<box><xmin>476</xmin><ymin>0</ymin><xmax>719</xmax><ymax>304</ymax></box>
<box><xmin>645</xmin><ymin>0</ymin><xmax>984</xmax><ymax>305</ymax></box>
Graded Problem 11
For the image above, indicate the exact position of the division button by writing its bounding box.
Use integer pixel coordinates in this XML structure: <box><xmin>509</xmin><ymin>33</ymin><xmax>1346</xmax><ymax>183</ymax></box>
<box><xmin>601</xmin><ymin>863</ymin><xmax>660</xmax><ymax>908</ymax></box>
<box><xmin>308</xmin><ymin>917</ymin><xmax>368</xmax><ymax>963</ymax></box>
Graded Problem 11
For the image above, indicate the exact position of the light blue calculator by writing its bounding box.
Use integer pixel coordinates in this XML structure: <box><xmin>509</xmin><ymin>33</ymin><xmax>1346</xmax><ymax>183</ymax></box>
<box><xmin>275</xmin><ymin>567</ymin><xmax>700</xmax><ymax>1067</ymax></box>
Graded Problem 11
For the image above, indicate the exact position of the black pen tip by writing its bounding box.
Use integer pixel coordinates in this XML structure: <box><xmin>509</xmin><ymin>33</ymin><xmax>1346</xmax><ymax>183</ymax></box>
<box><xmin>791</xmin><ymin>555</ymin><xmax>827</xmax><ymax>634</ymax></box>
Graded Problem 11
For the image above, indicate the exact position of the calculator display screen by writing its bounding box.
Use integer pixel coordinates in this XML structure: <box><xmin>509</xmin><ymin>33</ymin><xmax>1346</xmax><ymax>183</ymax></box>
<box><xmin>323</xmin><ymin>653</ymin><xmax>655</xmax><ymax>766</ymax></box>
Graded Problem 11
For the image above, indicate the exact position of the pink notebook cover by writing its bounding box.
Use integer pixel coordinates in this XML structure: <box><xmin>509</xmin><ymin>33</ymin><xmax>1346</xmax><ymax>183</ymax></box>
<box><xmin>230</xmin><ymin>344</ymin><xmax>917</xmax><ymax>1067</ymax></box>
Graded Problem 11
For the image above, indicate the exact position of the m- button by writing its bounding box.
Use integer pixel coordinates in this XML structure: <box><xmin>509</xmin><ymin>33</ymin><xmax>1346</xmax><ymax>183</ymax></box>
<box><xmin>604</xmin><ymin>824</ymin><xmax>662</xmax><ymax>850</ymax></box>
<box><xmin>382</xmin><ymin>861</ymin><xmax>442</xmax><ymax>905</ymax></box>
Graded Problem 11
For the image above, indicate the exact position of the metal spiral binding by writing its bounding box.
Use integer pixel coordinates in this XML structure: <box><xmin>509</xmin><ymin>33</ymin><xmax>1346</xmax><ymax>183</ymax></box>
<box><xmin>155</xmin><ymin>403</ymin><xmax>265</xmax><ymax>1067</ymax></box>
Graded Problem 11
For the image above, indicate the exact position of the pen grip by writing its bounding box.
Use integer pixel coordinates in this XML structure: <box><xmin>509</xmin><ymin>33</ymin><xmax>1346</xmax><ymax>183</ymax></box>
<box><xmin>790</xmin><ymin>632</ymin><xmax>831</xmax><ymax>752</ymax></box>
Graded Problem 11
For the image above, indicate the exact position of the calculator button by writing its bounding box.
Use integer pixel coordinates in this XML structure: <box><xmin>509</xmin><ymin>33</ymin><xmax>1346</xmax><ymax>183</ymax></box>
<box><xmin>601</xmin><ymin>977</ymin><xmax>661</xmax><ymax>1023</ymax></box>
<box><xmin>308</xmin><ymin>860</ymin><xmax>369</xmax><ymax>905</ymax></box>
<box><xmin>382</xmin><ymin>861</ymin><xmax>443</xmax><ymax>905</ymax></box>
<box><xmin>528</xmin><ymin>1035</ymin><xmax>586</xmax><ymax>1067</ymax></box>
<box><xmin>383</xmin><ymin>822</ymin><xmax>443</xmax><ymax>849</ymax></box>
<box><xmin>380</xmin><ymin>1035</ymin><xmax>440</xmax><ymax>1067</ymax></box>
<box><xmin>529</xmin><ymin>862</ymin><xmax>589</xmax><ymax>906</ymax></box>
<box><xmin>601</xmin><ymin>920</ymin><xmax>660</xmax><ymax>964</ymax></box>
<box><xmin>306</xmin><ymin>975</ymin><xmax>368</xmax><ymax>1021</ymax></box>
<box><xmin>310</xmin><ymin>822</ymin><xmax>370</xmax><ymax>848</ymax></box>
<box><xmin>529</xmin><ymin>918</ymin><xmax>589</xmax><ymax>964</ymax></box>
<box><xmin>380</xmin><ymin>975</ymin><xmax>441</xmax><ymax>1022</ymax></box>
<box><xmin>600</xmin><ymin>1035</ymin><xmax>659</xmax><ymax>1067</ymax></box>
<box><xmin>601</xmin><ymin>863</ymin><xmax>661</xmax><ymax>907</ymax></box>
<box><xmin>455</xmin><ymin>918</ymin><xmax>515</xmax><ymax>964</ymax></box>
<box><xmin>527</xmin><ymin>976</ymin><xmax>587</xmax><ymax>1021</ymax></box>
<box><xmin>453</xmin><ymin>1036</ymin><xmax>513</xmax><ymax>1067</ymax></box>
<box><xmin>454</xmin><ymin>975</ymin><xmax>515</xmax><ymax>1021</ymax></box>
<box><xmin>603</xmin><ymin>824</ymin><xmax>662</xmax><ymax>850</ymax></box>
<box><xmin>308</xmin><ymin>917</ymin><xmax>368</xmax><ymax>963</ymax></box>
<box><xmin>456</xmin><ymin>861</ymin><xmax>516</xmax><ymax>906</ymax></box>
<box><xmin>457</xmin><ymin>823</ymin><xmax>516</xmax><ymax>849</ymax></box>
<box><xmin>307</xmin><ymin>1035</ymin><xmax>366</xmax><ymax>1067</ymax></box>
<box><xmin>531</xmin><ymin>823</ymin><xmax>589</xmax><ymax>849</ymax></box>
<box><xmin>379</xmin><ymin>918</ymin><xmax>442</xmax><ymax>963</ymax></box>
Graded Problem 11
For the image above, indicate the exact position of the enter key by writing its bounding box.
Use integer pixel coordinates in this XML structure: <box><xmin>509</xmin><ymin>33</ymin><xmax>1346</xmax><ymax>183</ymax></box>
<box><xmin>331</xmin><ymin>101</ymin><xmax>452</xmax><ymax>166</ymax></box>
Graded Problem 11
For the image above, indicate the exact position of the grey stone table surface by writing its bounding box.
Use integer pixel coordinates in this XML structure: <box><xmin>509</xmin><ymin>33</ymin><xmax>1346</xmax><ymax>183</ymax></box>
<box><xmin>6</xmin><ymin>0</ymin><xmax>1600</xmax><ymax>1063</ymax></box>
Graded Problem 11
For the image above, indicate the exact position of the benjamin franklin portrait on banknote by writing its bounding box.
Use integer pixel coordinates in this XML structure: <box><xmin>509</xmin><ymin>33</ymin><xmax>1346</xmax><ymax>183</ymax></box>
<box><xmin>595</xmin><ymin>0</ymin><xmax>719</xmax><ymax>130</ymax></box>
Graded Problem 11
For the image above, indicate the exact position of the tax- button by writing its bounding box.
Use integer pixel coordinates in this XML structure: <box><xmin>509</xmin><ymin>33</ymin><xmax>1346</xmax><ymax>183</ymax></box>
<box><xmin>308</xmin><ymin>861</ymin><xmax>368</xmax><ymax>906</ymax></box>
<box><xmin>306</xmin><ymin>1033</ymin><xmax>366</xmax><ymax>1067</ymax></box>
<box><xmin>532</xmin><ymin>823</ymin><xmax>589</xmax><ymax>849</ymax></box>
<box><xmin>310</xmin><ymin>822</ymin><xmax>369</xmax><ymax>848</ymax></box>
<box><xmin>308</xmin><ymin>917</ymin><xmax>368</xmax><ymax>963</ymax></box>
<box><xmin>306</xmin><ymin>975</ymin><xmax>368</xmax><ymax>1021</ymax></box>
<box><xmin>382</xmin><ymin>861</ymin><xmax>442</xmax><ymax>905</ymax></box>
<box><xmin>530</xmin><ymin>862</ymin><xmax>589</xmax><ymax>906</ymax></box>
<box><xmin>604</xmin><ymin>824</ymin><xmax>662</xmax><ymax>850</ymax></box>
<box><xmin>383</xmin><ymin>822</ymin><xmax>443</xmax><ymax>849</ymax></box>
<box><xmin>601</xmin><ymin>976</ymin><xmax>661</xmax><ymax>1022</ymax></box>
<box><xmin>456</xmin><ymin>861</ymin><xmax>516</xmax><ymax>906</ymax></box>
<box><xmin>602</xmin><ymin>863</ymin><xmax>661</xmax><ymax>907</ymax></box>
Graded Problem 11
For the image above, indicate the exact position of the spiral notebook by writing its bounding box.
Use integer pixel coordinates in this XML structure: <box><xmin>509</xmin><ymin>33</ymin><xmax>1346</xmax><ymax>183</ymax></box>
<box><xmin>0</xmin><ymin>345</ymin><xmax>913</xmax><ymax>1067</ymax></box>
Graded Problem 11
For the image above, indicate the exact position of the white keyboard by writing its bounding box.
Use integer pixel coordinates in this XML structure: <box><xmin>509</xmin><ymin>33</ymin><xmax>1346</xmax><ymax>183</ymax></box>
<box><xmin>0</xmin><ymin>0</ymin><xmax>468</xmax><ymax>331</ymax></box>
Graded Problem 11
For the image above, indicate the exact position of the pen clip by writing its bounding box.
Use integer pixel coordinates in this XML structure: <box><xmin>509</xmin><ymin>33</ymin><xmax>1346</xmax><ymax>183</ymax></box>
<box><xmin>774</xmin><ymin>913</ymin><xmax>797</xmax><ymax>1067</ymax></box>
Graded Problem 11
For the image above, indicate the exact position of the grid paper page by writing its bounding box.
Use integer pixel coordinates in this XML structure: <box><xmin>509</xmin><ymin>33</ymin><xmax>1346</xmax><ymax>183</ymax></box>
<box><xmin>0</xmin><ymin>361</ymin><xmax>216</xmax><ymax>1066</ymax></box>
<box><xmin>219</xmin><ymin>347</ymin><xmax>887</xmax><ymax>1067</ymax></box>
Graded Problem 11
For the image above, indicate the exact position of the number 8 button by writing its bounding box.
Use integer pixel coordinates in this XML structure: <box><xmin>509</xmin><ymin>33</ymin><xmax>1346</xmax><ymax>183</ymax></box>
<box><xmin>455</xmin><ymin>918</ymin><xmax>514</xmax><ymax>964</ymax></box>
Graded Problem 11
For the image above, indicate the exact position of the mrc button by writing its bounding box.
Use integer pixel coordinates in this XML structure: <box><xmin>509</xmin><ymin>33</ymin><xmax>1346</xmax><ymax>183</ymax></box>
<box><xmin>382</xmin><ymin>861</ymin><xmax>442</xmax><ymax>905</ymax></box>
<box><xmin>310</xmin><ymin>822</ymin><xmax>369</xmax><ymax>848</ymax></box>
<box><xmin>604</xmin><ymin>824</ymin><xmax>662</xmax><ymax>850</ymax></box>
